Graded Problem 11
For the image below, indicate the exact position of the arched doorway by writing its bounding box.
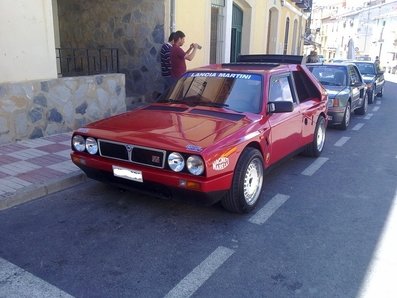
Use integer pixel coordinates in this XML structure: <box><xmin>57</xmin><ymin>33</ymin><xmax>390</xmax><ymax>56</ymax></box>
<box><xmin>283</xmin><ymin>17</ymin><xmax>290</xmax><ymax>54</ymax></box>
<box><xmin>267</xmin><ymin>8</ymin><xmax>279</xmax><ymax>54</ymax></box>
<box><xmin>230</xmin><ymin>4</ymin><xmax>243</xmax><ymax>62</ymax></box>
<box><xmin>291</xmin><ymin>19</ymin><xmax>298</xmax><ymax>54</ymax></box>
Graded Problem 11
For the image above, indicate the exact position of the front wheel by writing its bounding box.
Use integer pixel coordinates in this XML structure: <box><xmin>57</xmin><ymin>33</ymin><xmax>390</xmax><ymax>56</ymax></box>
<box><xmin>339</xmin><ymin>103</ymin><xmax>351</xmax><ymax>130</ymax></box>
<box><xmin>355</xmin><ymin>94</ymin><xmax>368</xmax><ymax>115</ymax></box>
<box><xmin>368</xmin><ymin>90</ymin><xmax>375</xmax><ymax>104</ymax></box>
<box><xmin>303</xmin><ymin>115</ymin><xmax>326</xmax><ymax>157</ymax></box>
<box><xmin>377</xmin><ymin>87</ymin><xmax>383</xmax><ymax>97</ymax></box>
<box><xmin>222</xmin><ymin>148</ymin><xmax>264</xmax><ymax>213</ymax></box>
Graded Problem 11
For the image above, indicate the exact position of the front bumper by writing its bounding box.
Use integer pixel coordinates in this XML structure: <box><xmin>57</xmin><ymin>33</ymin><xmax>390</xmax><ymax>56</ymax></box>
<box><xmin>327</xmin><ymin>107</ymin><xmax>345</xmax><ymax>125</ymax></box>
<box><xmin>71</xmin><ymin>152</ymin><xmax>232</xmax><ymax>205</ymax></box>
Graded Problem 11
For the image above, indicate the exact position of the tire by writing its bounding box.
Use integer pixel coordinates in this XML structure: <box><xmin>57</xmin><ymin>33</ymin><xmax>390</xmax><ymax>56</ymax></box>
<box><xmin>355</xmin><ymin>94</ymin><xmax>368</xmax><ymax>115</ymax></box>
<box><xmin>339</xmin><ymin>102</ymin><xmax>351</xmax><ymax>130</ymax></box>
<box><xmin>303</xmin><ymin>115</ymin><xmax>326</xmax><ymax>157</ymax></box>
<box><xmin>377</xmin><ymin>87</ymin><xmax>383</xmax><ymax>97</ymax></box>
<box><xmin>368</xmin><ymin>90</ymin><xmax>375</xmax><ymax>104</ymax></box>
<box><xmin>221</xmin><ymin>148</ymin><xmax>264</xmax><ymax>213</ymax></box>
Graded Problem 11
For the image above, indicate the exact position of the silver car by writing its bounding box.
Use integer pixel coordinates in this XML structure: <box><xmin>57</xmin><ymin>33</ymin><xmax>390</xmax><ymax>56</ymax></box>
<box><xmin>352</xmin><ymin>61</ymin><xmax>385</xmax><ymax>104</ymax></box>
<box><xmin>307</xmin><ymin>63</ymin><xmax>367</xmax><ymax>130</ymax></box>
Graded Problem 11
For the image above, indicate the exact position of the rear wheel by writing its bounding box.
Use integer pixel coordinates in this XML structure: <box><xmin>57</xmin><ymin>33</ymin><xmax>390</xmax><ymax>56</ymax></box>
<box><xmin>222</xmin><ymin>148</ymin><xmax>264</xmax><ymax>213</ymax></box>
<box><xmin>303</xmin><ymin>115</ymin><xmax>326</xmax><ymax>157</ymax></box>
<box><xmin>339</xmin><ymin>102</ymin><xmax>351</xmax><ymax>130</ymax></box>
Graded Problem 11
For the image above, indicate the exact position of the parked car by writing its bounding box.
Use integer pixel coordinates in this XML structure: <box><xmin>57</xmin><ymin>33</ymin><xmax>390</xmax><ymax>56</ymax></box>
<box><xmin>71</xmin><ymin>55</ymin><xmax>328</xmax><ymax>213</ymax></box>
<box><xmin>352</xmin><ymin>60</ymin><xmax>385</xmax><ymax>103</ymax></box>
<box><xmin>307</xmin><ymin>63</ymin><xmax>367</xmax><ymax>130</ymax></box>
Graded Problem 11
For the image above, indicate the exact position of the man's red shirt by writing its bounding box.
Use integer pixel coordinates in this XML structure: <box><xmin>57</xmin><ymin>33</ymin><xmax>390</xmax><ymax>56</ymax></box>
<box><xmin>170</xmin><ymin>45</ymin><xmax>186</xmax><ymax>79</ymax></box>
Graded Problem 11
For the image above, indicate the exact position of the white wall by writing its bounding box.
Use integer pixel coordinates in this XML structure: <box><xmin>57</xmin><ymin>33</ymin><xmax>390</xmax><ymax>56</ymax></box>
<box><xmin>0</xmin><ymin>0</ymin><xmax>57</xmax><ymax>83</ymax></box>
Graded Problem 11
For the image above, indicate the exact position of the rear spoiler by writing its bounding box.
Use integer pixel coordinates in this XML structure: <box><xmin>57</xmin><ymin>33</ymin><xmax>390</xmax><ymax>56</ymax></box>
<box><xmin>237</xmin><ymin>54</ymin><xmax>305</xmax><ymax>64</ymax></box>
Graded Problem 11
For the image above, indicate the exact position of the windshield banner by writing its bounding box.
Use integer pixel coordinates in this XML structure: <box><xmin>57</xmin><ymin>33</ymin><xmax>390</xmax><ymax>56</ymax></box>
<box><xmin>185</xmin><ymin>72</ymin><xmax>261</xmax><ymax>81</ymax></box>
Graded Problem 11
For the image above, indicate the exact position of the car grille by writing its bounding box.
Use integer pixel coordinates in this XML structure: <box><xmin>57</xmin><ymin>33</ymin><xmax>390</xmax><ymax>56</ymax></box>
<box><xmin>98</xmin><ymin>139</ymin><xmax>166</xmax><ymax>168</ymax></box>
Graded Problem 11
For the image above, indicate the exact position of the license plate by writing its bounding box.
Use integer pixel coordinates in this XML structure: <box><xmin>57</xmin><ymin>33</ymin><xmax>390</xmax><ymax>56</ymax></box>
<box><xmin>112</xmin><ymin>166</ymin><xmax>143</xmax><ymax>182</ymax></box>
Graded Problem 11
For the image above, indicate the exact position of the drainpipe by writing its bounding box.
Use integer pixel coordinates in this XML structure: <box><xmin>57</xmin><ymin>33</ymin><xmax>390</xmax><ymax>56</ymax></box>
<box><xmin>170</xmin><ymin>0</ymin><xmax>176</xmax><ymax>32</ymax></box>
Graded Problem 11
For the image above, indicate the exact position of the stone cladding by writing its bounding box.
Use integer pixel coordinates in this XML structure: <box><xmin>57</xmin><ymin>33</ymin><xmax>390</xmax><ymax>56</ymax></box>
<box><xmin>0</xmin><ymin>74</ymin><xmax>126</xmax><ymax>145</ymax></box>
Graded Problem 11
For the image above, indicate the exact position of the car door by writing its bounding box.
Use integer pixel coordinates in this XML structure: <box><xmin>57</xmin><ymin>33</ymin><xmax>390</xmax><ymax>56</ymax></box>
<box><xmin>348</xmin><ymin>65</ymin><xmax>366</xmax><ymax>110</ymax></box>
<box><xmin>267</xmin><ymin>73</ymin><xmax>303</xmax><ymax>163</ymax></box>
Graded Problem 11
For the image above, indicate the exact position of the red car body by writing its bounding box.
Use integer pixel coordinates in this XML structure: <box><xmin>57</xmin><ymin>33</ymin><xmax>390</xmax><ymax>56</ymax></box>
<box><xmin>71</xmin><ymin>55</ymin><xmax>328</xmax><ymax>213</ymax></box>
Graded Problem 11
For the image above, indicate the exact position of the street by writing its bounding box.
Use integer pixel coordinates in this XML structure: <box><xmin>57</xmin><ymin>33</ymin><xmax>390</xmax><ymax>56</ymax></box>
<box><xmin>1</xmin><ymin>77</ymin><xmax>397</xmax><ymax>298</ymax></box>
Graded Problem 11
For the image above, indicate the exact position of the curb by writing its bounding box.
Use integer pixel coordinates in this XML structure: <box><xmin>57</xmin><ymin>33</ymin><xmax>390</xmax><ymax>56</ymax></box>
<box><xmin>0</xmin><ymin>171</ymin><xmax>87</xmax><ymax>211</ymax></box>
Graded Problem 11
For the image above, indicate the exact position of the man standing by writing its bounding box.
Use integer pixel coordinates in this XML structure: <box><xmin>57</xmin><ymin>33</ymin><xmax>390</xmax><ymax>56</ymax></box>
<box><xmin>170</xmin><ymin>31</ymin><xmax>199</xmax><ymax>81</ymax></box>
<box><xmin>374</xmin><ymin>56</ymin><xmax>381</xmax><ymax>72</ymax></box>
<box><xmin>160</xmin><ymin>32</ymin><xmax>175</xmax><ymax>90</ymax></box>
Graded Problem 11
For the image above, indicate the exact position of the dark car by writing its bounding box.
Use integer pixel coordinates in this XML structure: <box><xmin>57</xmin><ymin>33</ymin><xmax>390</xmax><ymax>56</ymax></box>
<box><xmin>307</xmin><ymin>63</ymin><xmax>367</xmax><ymax>130</ymax></box>
<box><xmin>71</xmin><ymin>55</ymin><xmax>328</xmax><ymax>213</ymax></box>
<box><xmin>352</xmin><ymin>61</ymin><xmax>385</xmax><ymax>103</ymax></box>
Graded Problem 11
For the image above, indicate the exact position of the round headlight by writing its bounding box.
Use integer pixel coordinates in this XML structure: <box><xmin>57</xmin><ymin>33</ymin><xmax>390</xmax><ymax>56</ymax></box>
<box><xmin>86</xmin><ymin>137</ymin><xmax>98</xmax><ymax>155</ymax></box>
<box><xmin>187</xmin><ymin>155</ymin><xmax>204</xmax><ymax>175</ymax></box>
<box><xmin>72</xmin><ymin>135</ymin><xmax>85</xmax><ymax>152</ymax></box>
<box><xmin>168</xmin><ymin>152</ymin><xmax>185</xmax><ymax>172</ymax></box>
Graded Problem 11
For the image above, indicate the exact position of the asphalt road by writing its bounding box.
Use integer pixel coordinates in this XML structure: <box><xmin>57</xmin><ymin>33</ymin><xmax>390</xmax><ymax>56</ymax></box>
<box><xmin>1</xmin><ymin>78</ymin><xmax>397</xmax><ymax>298</ymax></box>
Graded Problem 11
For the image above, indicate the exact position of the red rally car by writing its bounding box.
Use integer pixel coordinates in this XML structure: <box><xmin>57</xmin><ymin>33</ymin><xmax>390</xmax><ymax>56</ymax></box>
<box><xmin>71</xmin><ymin>55</ymin><xmax>328</xmax><ymax>213</ymax></box>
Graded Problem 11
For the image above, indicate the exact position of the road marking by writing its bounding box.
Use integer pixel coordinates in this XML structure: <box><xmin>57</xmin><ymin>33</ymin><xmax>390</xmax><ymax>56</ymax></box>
<box><xmin>358</xmin><ymin>189</ymin><xmax>397</xmax><ymax>298</ymax></box>
<box><xmin>376</xmin><ymin>100</ymin><xmax>381</xmax><ymax>105</ymax></box>
<box><xmin>352</xmin><ymin>123</ymin><xmax>365</xmax><ymax>131</ymax></box>
<box><xmin>301</xmin><ymin>157</ymin><xmax>329</xmax><ymax>176</ymax></box>
<box><xmin>372</xmin><ymin>106</ymin><xmax>380</xmax><ymax>112</ymax></box>
<box><xmin>0</xmin><ymin>257</ymin><xmax>74</xmax><ymax>297</ymax></box>
<box><xmin>165</xmin><ymin>246</ymin><xmax>234</xmax><ymax>298</ymax></box>
<box><xmin>334</xmin><ymin>136</ymin><xmax>351</xmax><ymax>147</ymax></box>
<box><xmin>364</xmin><ymin>113</ymin><xmax>373</xmax><ymax>120</ymax></box>
<box><xmin>249</xmin><ymin>194</ymin><xmax>290</xmax><ymax>225</ymax></box>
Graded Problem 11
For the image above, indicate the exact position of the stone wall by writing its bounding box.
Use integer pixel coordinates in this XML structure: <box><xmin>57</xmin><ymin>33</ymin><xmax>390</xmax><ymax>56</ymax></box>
<box><xmin>57</xmin><ymin>0</ymin><xmax>165</xmax><ymax>101</ymax></box>
<box><xmin>0</xmin><ymin>74</ymin><xmax>126</xmax><ymax>145</ymax></box>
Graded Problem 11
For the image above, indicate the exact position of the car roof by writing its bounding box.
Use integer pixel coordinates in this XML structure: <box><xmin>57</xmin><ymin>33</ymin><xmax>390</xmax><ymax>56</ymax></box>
<box><xmin>350</xmin><ymin>60</ymin><xmax>374</xmax><ymax>64</ymax></box>
<box><xmin>191</xmin><ymin>54</ymin><xmax>305</xmax><ymax>74</ymax></box>
<box><xmin>307</xmin><ymin>62</ymin><xmax>355</xmax><ymax>67</ymax></box>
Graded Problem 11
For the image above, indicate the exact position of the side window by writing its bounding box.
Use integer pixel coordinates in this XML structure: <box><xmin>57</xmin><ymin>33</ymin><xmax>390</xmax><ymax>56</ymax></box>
<box><xmin>292</xmin><ymin>70</ymin><xmax>322</xmax><ymax>102</ymax></box>
<box><xmin>349</xmin><ymin>66</ymin><xmax>360</xmax><ymax>85</ymax></box>
<box><xmin>352</xmin><ymin>66</ymin><xmax>361</xmax><ymax>83</ymax></box>
<box><xmin>269</xmin><ymin>75</ymin><xmax>295</xmax><ymax>103</ymax></box>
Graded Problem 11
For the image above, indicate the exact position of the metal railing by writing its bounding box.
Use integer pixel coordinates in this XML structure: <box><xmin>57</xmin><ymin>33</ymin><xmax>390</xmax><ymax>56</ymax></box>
<box><xmin>56</xmin><ymin>48</ymin><xmax>119</xmax><ymax>77</ymax></box>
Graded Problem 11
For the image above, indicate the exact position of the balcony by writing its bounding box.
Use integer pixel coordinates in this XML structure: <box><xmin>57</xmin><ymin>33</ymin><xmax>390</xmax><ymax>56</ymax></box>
<box><xmin>292</xmin><ymin>0</ymin><xmax>311</xmax><ymax>10</ymax></box>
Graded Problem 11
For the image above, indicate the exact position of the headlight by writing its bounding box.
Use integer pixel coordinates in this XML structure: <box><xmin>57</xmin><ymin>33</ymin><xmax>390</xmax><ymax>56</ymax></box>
<box><xmin>85</xmin><ymin>137</ymin><xmax>98</xmax><ymax>155</ymax></box>
<box><xmin>168</xmin><ymin>152</ymin><xmax>185</xmax><ymax>172</ymax></box>
<box><xmin>332</xmin><ymin>98</ymin><xmax>340</xmax><ymax>107</ymax></box>
<box><xmin>72</xmin><ymin>135</ymin><xmax>85</xmax><ymax>152</ymax></box>
<box><xmin>187</xmin><ymin>155</ymin><xmax>204</xmax><ymax>175</ymax></box>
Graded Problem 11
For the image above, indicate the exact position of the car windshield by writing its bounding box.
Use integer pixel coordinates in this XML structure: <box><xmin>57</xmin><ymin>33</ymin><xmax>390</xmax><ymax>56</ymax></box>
<box><xmin>355</xmin><ymin>63</ymin><xmax>376</xmax><ymax>75</ymax></box>
<box><xmin>308</xmin><ymin>65</ymin><xmax>347</xmax><ymax>87</ymax></box>
<box><xmin>158</xmin><ymin>72</ymin><xmax>262</xmax><ymax>113</ymax></box>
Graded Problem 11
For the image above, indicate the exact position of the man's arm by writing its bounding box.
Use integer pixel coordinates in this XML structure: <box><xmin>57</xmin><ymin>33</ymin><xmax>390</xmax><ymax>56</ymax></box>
<box><xmin>184</xmin><ymin>44</ymin><xmax>198</xmax><ymax>61</ymax></box>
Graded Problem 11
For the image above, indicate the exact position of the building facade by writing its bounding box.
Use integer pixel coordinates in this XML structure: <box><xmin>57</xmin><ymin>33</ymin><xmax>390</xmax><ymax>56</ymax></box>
<box><xmin>310</xmin><ymin>0</ymin><xmax>397</xmax><ymax>64</ymax></box>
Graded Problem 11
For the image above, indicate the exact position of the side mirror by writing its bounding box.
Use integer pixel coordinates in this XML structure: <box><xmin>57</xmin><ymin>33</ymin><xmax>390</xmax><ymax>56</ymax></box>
<box><xmin>268</xmin><ymin>101</ymin><xmax>294</xmax><ymax>113</ymax></box>
<box><xmin>351</xmin><ymin>81</ymin><xmax>363</xmax><ymax>87</ymax></box>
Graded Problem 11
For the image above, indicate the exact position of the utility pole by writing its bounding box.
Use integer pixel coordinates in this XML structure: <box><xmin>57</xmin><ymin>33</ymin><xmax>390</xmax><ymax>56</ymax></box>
<box><xmin>378</xmin><ymin>20</ymin><xmax>385</xmax><ymax>59</ymax></box>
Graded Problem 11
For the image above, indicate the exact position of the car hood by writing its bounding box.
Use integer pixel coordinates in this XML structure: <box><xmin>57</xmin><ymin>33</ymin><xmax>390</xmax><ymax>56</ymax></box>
<box><xmin>323</xmin><ymin>86</ymin><xmax>350</xmax><ymax>99</ymax></box>
<box><xmin>361</xmin><ymin>74</ymin><xmax>375</xmax><ymax>83</ymax></box>
<box><xmin>81</xmin><ymin>105</ymin><xmax>252</xmax><ymax>150</ymax></box>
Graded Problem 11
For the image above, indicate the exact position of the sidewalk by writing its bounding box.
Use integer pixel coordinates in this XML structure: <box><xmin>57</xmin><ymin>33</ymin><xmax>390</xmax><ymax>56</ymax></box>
<box><xmin>0</xmin><ymin>132</ymin><xmax>87</xmax><ymax>210</ymax></box>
